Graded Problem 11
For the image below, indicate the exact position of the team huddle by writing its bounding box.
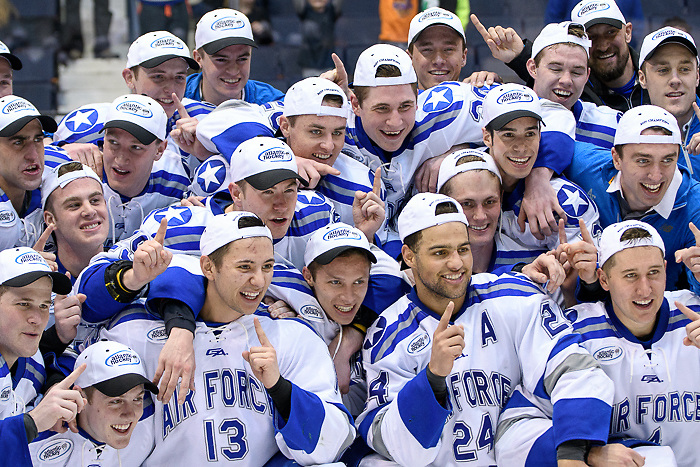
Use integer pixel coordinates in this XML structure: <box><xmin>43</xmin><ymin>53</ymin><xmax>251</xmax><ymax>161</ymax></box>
<box><xmin>1</xmin><ymin>0</ymin><xmax>700</xmax><ymax>465</ymax></box>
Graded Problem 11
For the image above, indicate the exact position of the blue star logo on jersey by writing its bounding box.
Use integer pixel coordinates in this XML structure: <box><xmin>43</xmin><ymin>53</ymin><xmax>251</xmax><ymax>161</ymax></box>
<box><xmin>558</xmin><ymin>185</ymin><xmax>589</xmax><ymax>219</ymax></box>
<box><xmin>154</xmin><ymin>206</ymin><xmax>193</xmax><ymax>227</ymax></box>
<box><xmin>196</xmin><ymin>159</ymin><xmax>226</xmax><ymax>193</ymax></box>
<box><xmin>64</xmin><ymin>108</ymin><xmax>100</xmax><ymax>133</ymax></box>
<box><xmin>297</xmin><ymin>191</ymin><xmax>327</xmax><ymax>206</ymax></box>
<box><xmin>422</xmin><ymin>86</ymin><xmax>454</xmax><ymax>113</ymax></box>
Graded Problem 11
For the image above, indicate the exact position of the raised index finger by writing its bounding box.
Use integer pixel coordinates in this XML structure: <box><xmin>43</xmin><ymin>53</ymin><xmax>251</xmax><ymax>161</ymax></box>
<box><xmin>689</xmin><ymin>222</ymin><xmax>700</xmax><ymax>245</ymax></box>
<box><xmin>253</xmin><ymin>317</ymin><xmax>272</xmax><ymax>347</ymax></box>
<box><xmin>677</xmin><ymin>301</ymin><xmax>700</xmax><ymax>321</ymax></box>
<box><xmin>33</xmin><ymin>224</ymin><xmax>55</xmax><ymax>252</ymax></box>
<box><xmin>579</xmin><ymin>219</ymin><xmax>594</xmax><ymax>245</ymax></box>
<box><xmin>436</xmin><ymin>301</ymin><xmax>454</xmax><ymax>332</ymax></box>
<box><xmin>470</xmin><ymin>14</ymin><xmax>490</xmax><ymax>41</ymax></box>
<box><xmin>372</xmin><ymin>166</ymin><xmax>382</xmax><ymax>196</ymax></box>
<box><xmin>172</xmin><ymin>93</ymin><xmax>189</xmax><ymax>120</ymax></box>
<box><xmin>154</xmin><ymin>218</ymin><xmax>168</xmax><ymax>245</ymax></box>
<box><xmin>59</xmin><ymin>363</ymin><xmax>87</xmax><ymax>389</ymax></box>
<box><xmin>558</xmin><ymin>218</ymin><xmax>566</xmax><ymax>246</ymax></box>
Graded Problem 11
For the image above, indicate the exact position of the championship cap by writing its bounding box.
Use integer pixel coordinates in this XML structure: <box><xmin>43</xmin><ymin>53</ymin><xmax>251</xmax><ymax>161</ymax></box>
<box><xmin>0</xmin><ymin>40</ymin><xmax>22</xmax><ymax>70</ymax></box>
<box><xmin>398</xmin><ymin>193</ymin><xmax>468</xmax><ymax>242</ymax></box>
<box><xmin>598</xmin><ymin>220</ymin><xmax>665</xmax><ymax>267</ymax></box>
<box><xmin>482</xmin><ymin>83</ymin><xmax>543</xmax><ymax>131</ymax></box>
<box><xmin>437</xmin><ymin>148</ymin><xmax>502</xmax><ymax>194</ymax></box>
<box><xmin>0</xmin><ymin>247</ymin><xmax>72</xmax><ymax>294</ymax></box>
<box><xmin>126</xmin><ymin>30</ymin><xmax>199</xmax><ymax>70</ymax></box>
<box><xmin>532</xmin><ymin>22</ymin><xmax>592</xmax><ymax>59</ymax></box>
<box><xmin>613</xmin><ymin>105</ymin><xmax>681</xmax><ymax>146</ymax></box>
<box><xmin>230</xmin><ymin>136</ymin><xmax>308</xmax><ymax>190</ymax></box>
<box><xmin>352</xmin><ymin>44</ymin><xmax>417</xmax><ymax>87</ymax></box>
<box><xmin>200</xmin><ymin>211</ymin><xmax>272</xmax><ymax>256</ymax></box>
<box><xmin>103</xmin><ymin>94</ymin><xmax>167</xmax><ymax>145</ymax></box>
<box><xmin>570</xmin><ymin>0</ymin><xmax>626</xmax><ymax>29</ymax></box>
<box><xmin>0</xmin><ymin>95</ymin><xmax>57</xmax><ymax>136</ymax></box>
<box><xmin>304</xmin><ymin>223</ymin><xmax>377</xmax><ymax>266</ymax></box>
<box><xmin>639</xmin><ymin>27</ymin><xmax>698</xmax><ymax>66</ymax></box>
<box><xmin>283</xmin><ymin>77</ymin><xmax>349</xmax><ymax>119</ymax></box>
<box><xmin>74</xmin><ymin>341</ymin><xmax>159</xmax><ymax>397</ymax></box>
<box><xmin>41</xmin><ymin>161</ymin><xmax>103</xmax><ymax>210</ymax></box>
<box><xmin>407</xmin><ymin>7</ymin><xmax>466</xmax><ymax>46</ymax></box>
<box><xmin>195</xmin><ymin>8</ymin><xmax>256</xmax><ymax>55</ymax></box>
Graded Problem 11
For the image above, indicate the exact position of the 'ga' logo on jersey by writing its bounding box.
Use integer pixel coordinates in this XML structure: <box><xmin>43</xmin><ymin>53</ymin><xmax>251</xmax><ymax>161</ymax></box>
<box><xmin>206</xmin><ymin>348</ymin><xmax>228</xmax><ymax>357</ymax></box>
<box><xmin>38</xmin><ymin>439</ymin><xmax>73</xmax><ymax>462</ymax></box>
<box><xmin>641</xmin><ymin>375</ymin><xmax>663</xmax><ymax>383</ymax></box>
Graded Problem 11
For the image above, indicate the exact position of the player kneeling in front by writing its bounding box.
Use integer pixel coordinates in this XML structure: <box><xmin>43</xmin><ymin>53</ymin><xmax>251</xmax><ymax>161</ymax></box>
<box><xmin>356</xmin><ymin>193</ymin><xmax>614</xmax><ymax>466</ymax></box>
<box><xmin>29</xmin><ymin>341</ymin><xmax>158</xmax><ymax>466</ymax></box>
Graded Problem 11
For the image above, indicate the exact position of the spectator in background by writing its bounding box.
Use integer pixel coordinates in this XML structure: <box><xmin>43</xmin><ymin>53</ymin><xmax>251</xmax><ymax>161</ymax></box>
<box><xmin>545</xmin><ymin>0</ymin><xmax>642</xmax><ymax>27</ymax></box>
<box><xmin>240</xmin><ymin>0</ymin><xmax>273</xmax><ymax>45</ymax></box>
<box><xmin>0</xmin><ymin>40</ymin><xmax>21</xmax><ymax>98</ymax></box>
<box><xmin>379</xmin><ymin>0</ymin><xmax>418</xmax><ymax>48</ymax></box>
<box><xmin>60</xmin><ymin>0</ymin><xmax>117</xmax><ymax>59</ymax></box>
<box><xmin>295</xmin><ymin>0</ymin><xmax>342</xmax><ymax>77</ymax></box>
<box><xmin>137</xmin><ymin>0</ymin><xmax>189</xmax><ymax>43</ymax></box>
<box><xmin>663</xmin><ymin>16</ymin><xmax>692</xmax><ymax>34</ymax></box>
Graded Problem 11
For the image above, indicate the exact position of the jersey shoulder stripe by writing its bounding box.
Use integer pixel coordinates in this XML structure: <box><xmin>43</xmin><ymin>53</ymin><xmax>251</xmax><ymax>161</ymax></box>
<box><xmin>368</xmin><ymin>300</ymin><xmax>428</xmax><ymax>364</ymax></box>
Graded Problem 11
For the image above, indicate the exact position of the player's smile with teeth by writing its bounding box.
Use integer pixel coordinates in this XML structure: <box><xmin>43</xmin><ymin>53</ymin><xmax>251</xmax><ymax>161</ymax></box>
<box><xmin>111</xmin><ymin>423</ymin><xmax>131</xmax><ymax>433</ymax></box>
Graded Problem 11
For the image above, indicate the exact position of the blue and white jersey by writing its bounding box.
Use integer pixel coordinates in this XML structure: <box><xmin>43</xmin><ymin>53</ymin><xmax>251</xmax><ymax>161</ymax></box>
<box><xmin>496</xmin><ymin>291</ymin><xmax>700</xmax><ymax>467</ymax></box>
<box><xmin>188</xmin><ymin>154</ymin><xmax>230</xmax><ymax>197</ymax></box>
<box><xmin>495</xmin><ymin>176</ymin><xmax>602</xmax><ymax>268</ymax></box>
<box><xmin>571</xmin><ymin>100</ymin><xmax>622</xmax><ymax>149</ymax></box>
<box><xmin>53</xmin><ymin>103</ymin><xmax>110</xmax><ymax>145</ymax></box>
<box><xmin>94</xmin><ymin>304</ymin><xmax>355</xmax><ymax>466</ymax></box>
<box><xmin>357</xmin><ymin>274</ymin><xmax>613</xmax><ymax>466</ymax></box>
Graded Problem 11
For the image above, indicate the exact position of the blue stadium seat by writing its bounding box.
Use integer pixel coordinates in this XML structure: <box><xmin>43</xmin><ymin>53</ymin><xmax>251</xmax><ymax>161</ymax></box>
<box><xmin>251</xmin><ymin>46</ymin><xmax>281</xmax><ymax>83</ymax></box>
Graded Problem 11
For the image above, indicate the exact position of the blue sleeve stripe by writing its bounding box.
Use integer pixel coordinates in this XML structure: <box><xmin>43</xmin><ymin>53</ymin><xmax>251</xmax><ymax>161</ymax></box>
<box><xmin>548</xmin><ymin>333</ymin><xmax>581</xmax><ymax>360</ymax></box>
<box><xmin>578</xmin><ymin>329</ymin><xmax>619</xmax><ymax>341</ymax></box>
<box><xmin>552</xmin><ymin>398</ymin><xmax>611</xmax><ymax>445</ymax></box>
<box><xmin>358</xmin><ymin>405</ymin><xmax>383</xmax><ymax>441</ymax></box>
<box><xmin>370</xmin><ymin>306</ymin><xmax>425</xmax><ymax>363</ymax></box>
<box><xmin>524</xmin><ymin>427</ymin><xmax>557</xmax><ymax>467</ymax></box>
<box><xmin>503</xmin><ymin>389</ymin><xmax>538</xmax><ymax>410</ymax></box>
<box><xmin>272</xmin><ymin>280</ymin><xmax>315</xmax><ymax>295</ymax></box>
<box><xmin>577</xmin><ymin>121</ymin><xmax>616</xmax><ymax>136</ymax></box>
<box><xmin>273</xmin><ymin>269</ymin><xmax>305</xmax><ymax>279</ymax></box>
<box><xmin>211</xmin><ymin>123</ymin><xmax>275</xmax><ymax>161</ymax></box>
<box><xmin>324</xmin><ymin>173</ymin><xmax>371</xmax><ymax>192</ymax></box>
<box><xmin>496</xmin><ymin>250</ymin><xmax>548</xmax><ymax>259</ymax></box>
<box><xmin>277</xmin><ymin>383</ymin><xmax>325</xmax><ymax>453</ymax></box>
<box><xmin>413</xmin><ymin>114</ymin><xmax>459</xmax><ymax>146</ymax></box>
<box><xmin>572</xmin><ymin>315</ymin><xmax>608</xmax><ymax>329</ymax></box>
<box><xmin>288</xmin><ymin>218</ymin><xmax>331</xmax><ymax>237</ymax></box>
<box><xmin>397</xmin><ymin>368</ymin><xmax>450</xmax><ymax>449</ymax></box>
<box><xmin>576</xmin><ymin>135</ymin><xmax>615</xmax><ymax>148</ymax></box>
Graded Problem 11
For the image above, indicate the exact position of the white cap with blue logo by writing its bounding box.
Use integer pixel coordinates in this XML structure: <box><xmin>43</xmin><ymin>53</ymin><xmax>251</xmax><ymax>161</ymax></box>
<box><xmin>304</xmin><ymin>222</ymin><xmax>377</xmax><ymax>266</ymax></box>
<box><xmin>0</xmin><ymin>247</ymin><xmax>72</xmax><ymax>294</ymax></box>
<box><xmin>126</xmin><ymin>30</ymin><xmax>199</xmax><ymax>70</ymax></box>
<box><xmin>0</xmin><ymin>95</ymin><xmax>57</xmax><ymax>136</ymax></box>
<box><xmin>195</xmin><ymin>8</ymin><xmax>256</xmax><ymax>54</ymax></box>
<box><xmin>103</xmin><ymin>94</ymin><xmax>167</xmax><ymax>145</ymax></box>
<box><xmin>230</xmin><ymin>136</ymin><xmax>308</xmax><ymax>190</ymax></box>
<box><xmin>482</xmin><ymin>83</ymin><xmax>543</xmax><ymax>130</ymax></box>
<box><xmin>200</xmin><ymin>211</ymin><xmax>273</xmax><ymax>256</ymax></box>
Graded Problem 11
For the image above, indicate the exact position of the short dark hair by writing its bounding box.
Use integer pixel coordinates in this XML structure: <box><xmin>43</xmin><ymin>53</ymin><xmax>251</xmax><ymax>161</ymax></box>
<box><xmin>603</xmin><ymin>227</ymin><xmax>656</xmax><ymax>272</ymax></box>
<box><xmin>353</xmin><ymin>64</ymin><xmax>418</xmax><ymax>106</ymax></box>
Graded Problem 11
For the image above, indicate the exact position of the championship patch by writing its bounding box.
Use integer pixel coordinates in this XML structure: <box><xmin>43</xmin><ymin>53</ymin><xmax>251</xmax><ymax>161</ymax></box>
<box><xmin>38</xmin><ymin>439</ymin><xmax>73</xmax><ymax>462</ymax></box>
<box><xmin>147</xmin><ymin>325</ymin><xmax>168</xmax><ymax>342</ymax></box>
<box><xmin>407</xmin><ymin>332</ymin><xmax>431</xmax><ymax>354</ymax></box>
<box><xmin>0</xmin><ymin>209</ymin><xmax>16</xmax><ymax>224</ymax></box>
<box><xmin>593</xmin><ymin>345</ymin><xmax>624</xmax><ymax>363</ymax></box>
<box><xmin>299</xmin><ymin>304</ymin><xmax>324</xmax><ymax>321</ymax></box>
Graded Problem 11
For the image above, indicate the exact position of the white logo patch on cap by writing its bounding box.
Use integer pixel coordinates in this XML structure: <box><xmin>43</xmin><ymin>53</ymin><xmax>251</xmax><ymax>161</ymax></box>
<box><xmin>257</xmin><ymin>147</ymin><xmax>292</xmax><ymax>162</ymax></box>
<box><xmin>2</xmin><ymin>98</ymin><xmax>33</xmax><ymax>114</ymax></box>
<box><xmin>577</xmin><ymin>1</ymin><xmax>611</xmax><ymax>17</ymax></box>
<box><xmin>211</xmin><ymin>17</ymin><xmax>245</xmax><ymax>31</ymax></box>
<box><xmin>38</xmin><ymin>440</ymin><xmax>73</xmax><ymax>462</ymax></box>
<box><xmin>496</xmin><ymin>90</ymin><xmax>535</xmax><ymax>105</ymax></box>
<box><xmin>652</xmin><ymin>29</ymin><xmax>679</xmax><ymax>41</ymax></box>
<box><xmin>150</xmin><ymin>37</ymin><xmax>184</xmax><ymax>50</ymax></box>
<box><xmin>116</xmin><ymin>101</ymin><xmax>153</xmax><ymax>118</ymax></box>
<box><xmin>418</xmin><ymin>10</ymin><xmax>453</xmax><ymax>21</ymax></box>
<box><xmin>15</xmin><ymin>251</ymin><xmax>46</xmax><ymax>265</ymax></box>
<box><xmin>105</xmin><ymin>350</ymin><xmax>141</xmax><ymax>367</ymax></box>
<box><xmin>322</xmin><ymin>226</ymin><xmax>362</xmax><ymax>242</ymax></box>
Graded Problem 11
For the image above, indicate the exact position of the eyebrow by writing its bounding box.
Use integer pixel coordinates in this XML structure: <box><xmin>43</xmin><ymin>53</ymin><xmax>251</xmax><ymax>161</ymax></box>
<box><xmin>498</xmin><ymin>125</ymin><xmax>539</xmax><ymax>132</ymax></box>
<box><xmin>428</xmin><ymin>242</ymin><xmax>470</xmax><ymax>250</ymax></box>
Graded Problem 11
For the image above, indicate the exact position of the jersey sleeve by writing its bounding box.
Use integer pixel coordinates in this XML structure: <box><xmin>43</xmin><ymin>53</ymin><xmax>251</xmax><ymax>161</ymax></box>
<box><xmin>0</xmin><ymin>414</ymin><xmax>33</xmax><ymax>465</ymax></box>
<box><xmin>533</xmin><ymin>100</ymin><xmax>576</xmax><ymax>174</ymax></box>
<box><xmin>0</xmin><ymin>195</ymin><xmax>24</xmax><ymax>250</ymax></box>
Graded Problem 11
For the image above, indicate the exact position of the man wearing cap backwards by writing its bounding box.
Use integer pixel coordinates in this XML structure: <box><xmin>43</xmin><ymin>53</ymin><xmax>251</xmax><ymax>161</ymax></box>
<box><xmin>497</xmin><ymin>221</ymin><xmax>700</xmax><ymax>467</ymax></box>
<box><xmin>185</xmin><ymin>8</ymin><xmax>284</xmax><ymax>106</ymax></box>
<box><xmin>356</xmin><ymin>192</ymin><xmax>613</xmax><ymax>466</ymax></box>
<box><xmin>567</xmin><ymin>105</ymin><xmax>700</xmax><ymax>295</ymax></box>
<box><xmin>28</xmin><ymin>341</ymin><xmax>158</xmax><ymax>466</ymax></box>
<box><xmin>92</xmin><ymin>211</ymin><xmax>355</xmax><ymax>465</ymax></box>
<box><xmin>0</xmin><ymin>95</ymin><xmax>59</xmax><ymax>250</ymax></box>
<box><xmin>0</xmin><ymin>247</ymin><xmax>88</xmax><ymax>464</ymax></box>
<box><xmin>0</xmin><ymin>40</ymin><xmax>22</xmax><ymax>98</ymax></box>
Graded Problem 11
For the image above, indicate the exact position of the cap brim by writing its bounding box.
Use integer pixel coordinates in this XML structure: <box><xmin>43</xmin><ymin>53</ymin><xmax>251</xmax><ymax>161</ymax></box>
<box><xmin>103</xmin><ymin>120</ymin><xmax>158</xmax><ymax>145</ymax></box>
<box><xmin>92</xmin><ymin>373</ymin><xmax>159</xmax><ymax>397</ymax></box>
<box><xmin>584</xmin><ymin>18</ymin><xmax>624</xmax><ymax>29</ymax></box>
<box><xmin>0</xmin><ymin>114</ymin><xmax>57</xmax><ymax>136</ymax></box>
<box><xmin>2</xmin><ymin>270</ymin><xmax>72</xmax><ymax>295</ymax></box>
<box><xmin>201</xmin><ymin>37</ymin><xmax>257</xmax><ymax>55</ymax></box>
<box><xmin>140</xmin><ymin>55</ymin><xmax>200</xmax><ymax>71</ymax></box>
<box><xmin>0</xmin><ymin>53</ymin><xmax>22</xmax><ymax>70</ymax></box>
<box><xmin>245</xmin><ymin>169</ymin><xmax>309</xmax><ymax>190</ymax></box>
<box><xmin>649</xmin><ymin>37</ymin><xmax>698</xmax><ymax>61</ymax></box>
<box><xmin>313</xmin><ymin>246</ymin><xmax>377</xmax><ymax>266</ymax></box>
<box><xmin>488</xmin><ymin>110</ymin><xmax>543</xmax><ymax>131</ymax></box>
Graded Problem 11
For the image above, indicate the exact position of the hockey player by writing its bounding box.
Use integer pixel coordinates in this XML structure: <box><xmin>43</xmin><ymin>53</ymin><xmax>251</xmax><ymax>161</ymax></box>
<box><xmin>29</xmin><ymin>341</ymin><xmax>158</xmax><ymax>466</ymax></box>
<box><xmin>94</xmin><ymin>211</ymin><xmax>356</xmax><ymax>465</ymax></box>
<box><xmin>0</xmin><ymin>40</ymin><xmax>21</xmax><ymax>98</ymax></box>
<box><xmin>496</xmin><ymin>220</ymin><xmax>700</xmax><ymax>466</ymax></box>
<box><xmin>356</xmin><ymin>192</ymin><xmax>613</xmax><ymax>466</ymax></box>
<box><xmin>185</xmin><ymin>8</ymin><xmax>284</xmax><ymax>106</ymax></box>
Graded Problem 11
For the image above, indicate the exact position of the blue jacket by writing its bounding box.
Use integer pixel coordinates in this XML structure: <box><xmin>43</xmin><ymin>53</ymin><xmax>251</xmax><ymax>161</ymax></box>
<box><xmin>678</xmin><ymin>95</ymin><xmax>700</xmax><ymax>182</ymax></box>
<box><xmin>567</xmin><ymin>142</ymin><xmax>700</xmax><ymax>294</ymax></box>
<box><xmin>184</xmin><ymin>73</ymin><xmax>284</xmax><ymax>105</ymax></box>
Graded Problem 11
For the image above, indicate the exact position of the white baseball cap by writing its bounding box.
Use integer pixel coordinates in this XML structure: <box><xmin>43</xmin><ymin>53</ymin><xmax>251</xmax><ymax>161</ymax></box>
<box><xmin>353</xmin><ymin>44</ymin><xmax>417</xmax><ymax>87</ymax></box>
<box><xmin>195</xmin><ymin>8</ymin><xmax>256</xmax><ymax>55</ymax></box>
<box><xmin>437</xmin><ymin>148</ymin><xmax>502</xmax><ymax>194</ymax></box>
<box><xmin>126</xmin><ymin>31</ymin><xmax>199</xmax><ymax>70</ymax></box>
<box><xmin>103</xmin><ymin>94</ymin><xmax>167</xmax><ymax>145</ymax></box>
<box><xmin>482</xmin><ymin>83</ymin><xmax>543</xmax><ymax>131</ymax></box>
<box><xmin>599</xmin><ymin>220</ymin><xmax>665</xmax><ymax>267</ymax></box>
<box><xmin>0</xmin><ymin>95</ymin><xmax>57</xmax><ymax>136</ymax></box>
<box><xmin>304</xmin><ymin>223</ymin><xmax>377</xmax><ymax>266</ymax></box>
<box><xmin>41</xmin><ymin>161</ymin><xmax>103</xmax><ymax>210</ymax></box>
<box><xmin>570</xmin><ymin>0</ymin><xmax>626</xmax><ymax>29</ymax></box>
<box><xmin>0</xmin><ymin>247</ymin><xmax>71</xmax><ymax>294</ymax></box>
<box><xmin>230</xmin><ymin>136</ymin><xmax>308</xmax><ymax>190</ymax></box>
<box><xmin>407</xmin><ymin>7</ymin><xmax>465</xmax><ymax>47</ymax></box>
<box><xmin>0</xmin><ymin>40</ymin><xmax>21</xmax><ymax>70</ymax></box>
<box><xmin>613</xmin><ymin>105</ymin><xmax>681</xmax><ymax>146</ymax></box>
<box><xmin>532</xmin><ymin>22</ymin><xmax>592</xmax><ymax>59</ymax></box>
<box><xmin>200</xmin><ymin>211</ymin><xmax>273</xmax><ymax>256</ymax></box>
<box><xmin>283</xmin><ymin>77</ymin><xmax>349</xmax><ymax>119</ymax></box>
<box><xmin>639</xmin><ymin>27</ymin><xmax>698</xmax><ymax>67</ymax></box>
<box><xmin>398</xmin><ymin>193</ymin><xmax>468</xmax><ymax>242</ymax></box>
<box><xmin>74</xmin><ymin>341</ymin><xmax>158</xmax><ymax>397</ymax></box>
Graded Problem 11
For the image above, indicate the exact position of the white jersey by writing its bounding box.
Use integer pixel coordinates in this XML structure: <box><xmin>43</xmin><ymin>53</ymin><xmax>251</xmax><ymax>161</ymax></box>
<box><xmin>357</xmin><ymin>273</ymin><xmax>613</xmax><ymax>466</ymax></box>
<box><xmin>572</xmin><ymin>100</ymin><xmax>621</xmax><ymax>149</ymax></box>
<box><xmin>94</xmin><ymin>304</ymin><xmax>355</xmax><ymax>466</ymax></box>
<box><xmin>496</xmin><ymin>290</ymin><xmax>700</xmax><ymax>467</ymax></box>
<box><xmin>0</xmin><ymin>352</ymin><xmax>44</xmax><ymax>420</ymax></box>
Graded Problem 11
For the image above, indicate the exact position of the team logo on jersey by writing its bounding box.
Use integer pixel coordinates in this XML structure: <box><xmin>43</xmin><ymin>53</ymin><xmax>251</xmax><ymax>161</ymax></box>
<box><xmin>206</xmin><ymin>348</ymin><xmax>228</xmax><ymax>357</ymax></box>
<box><xmin>153</xmin><ymin>206</ymin><xmax>193</xmax><ymax>227</ymax></box>
<box><xmin>2</xmin><ymin>98</ymin><xmax>33</xmax><ymax>114</ymax></box>
<box><xmin>211</xmin><ymin>16</ymin><xmax>246</xmax><ymax>31</ymax></box>
<box><xmin>151</xmin><ymin>37</ymin><xmax>184</xmax><ymax>50</ymax></box>
<box><xmin>147</xmin><ymin>326</ymin><xmax>168</xmax><ymax>342</ymax></box>
<box><xmin>641</xmin><ymin>375</ymin><xmax>663</xmax><ymax>383</ymax></box>
<box><xmin>422</xmin><ymin>86</ymin><xmax>454</xmax><ymax>113</ymax></box>
<box><xmin>0</xmin><ymin>209</ymin><xmax>16</xmax><ymax>224</ymax></box>
<box><xmin>593</xmin><ymin>345</ymin><xmax>623</xmax><ymax>362</ymax></box>
<box><xmin>14</xmin><ymin>251</ymin><xmax>46</xmax><ymax>266</ymax></box>
<box><xmin>116</xmin><ymin>101</ymin><xmax>153</xmax><ymax>118</ymax></box>
<box><xmin>105</xmin><ymin>350</ymin><xmax>141</xmax><ymax>367</ymax></box>
<box><xmin>38</xmin><ymin>439</ymin><xmax>73</xmax><ymax>462</ymax></box>
<box><xmin>576</xmin><ymin>1</ymin><xmax>610</xmax><ymax>17</ymax></box>
<box><xmin>496</xmin><ymin>90</ymin><xmax>534</xmax><ymax>105</ymax></box>
<box><xmin>363</xmin><ymin>316</ymin><xmax>387</xmax><ymax>351</ymax></box>
<box><xmin>558</xmin><ymin>185</ymin><xmax>589</xmax><ymax>219</ymax></box>
<box><xmin>64</xmin><ymin>108</ymin><xmax>100</xmax><ymax>133</ymax></box>
<box><xmin>297</xmin><ymin>191</ymin><xmax>327</xmax><ymax>206</ymax></box>
<box><xmin>196</xmin><ymin>159</ymin><xmax>227</xmax><ymax>194</ymax></box>
<box><xmin>407</xmin><ymin>333</ymin><xmax>431</xmax><ymax>354</ymax></box>
<box><xmin>299</xmin><ymin>304</ymin><xmax>324</xmax><ymax>321</ymax></box>
<box><xmin>322</xmin><ymin>226</ymin><xmax>362</xmax><ymax>242</ymax></box>
<box><xmin>0</xmin><ymin>385</ymin><xmax>10</xmax><ymax>401</ymax></box>
<box><xmin>257</xmin><ymin>147</ymin><xmax>293</xmax><ymax>162</ymax></box>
